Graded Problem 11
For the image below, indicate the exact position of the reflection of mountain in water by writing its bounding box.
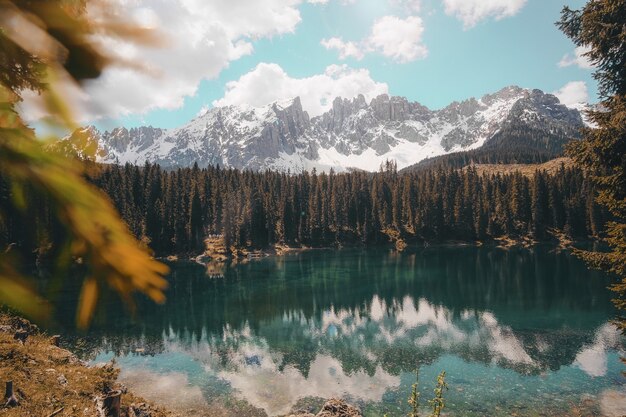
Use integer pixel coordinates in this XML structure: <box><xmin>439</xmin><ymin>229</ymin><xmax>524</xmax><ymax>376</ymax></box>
<box><xmin>156</xmin><ymin>293</ymin><xmax>622</xmax><ymax>376</ymax></box>
<box><xmin>58</xmin><ymin>246</ymin><xmax>620</xmax><ymax>376</ymax></box>
<box><xmin>49</xmin><ymin>246</ymin><xmax>625</xmax><ymax>416</ymax></box>
<box><xmin>142</xmin><ymin>316</ymin><xmax>621</xmax><ymax>416</ymax></box>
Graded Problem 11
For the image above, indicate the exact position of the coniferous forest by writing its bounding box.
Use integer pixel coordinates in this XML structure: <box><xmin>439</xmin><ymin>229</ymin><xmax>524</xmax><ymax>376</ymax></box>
<box><xmin>0</xmin><ymin>159</ymin><xmax>608</xmax><ymax>258</ymax></box>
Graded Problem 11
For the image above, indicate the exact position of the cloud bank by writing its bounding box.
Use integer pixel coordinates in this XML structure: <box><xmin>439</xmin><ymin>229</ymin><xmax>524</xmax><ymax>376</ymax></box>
<box><xmin>442</xmin><ymin>0</ymin><xmax>527</xmax><ymax>29</ymax></box>
<box><xmin>553</xmin><ymin>81</ymin><xmax>589</xmax><ymax>107</ymax></box>
<box><xmin>213</xmin><ymin>63</ymin><xmax>388</xmax><ymax>117</ymax></box>
<box><xmin>559</xmin><ymin>45</ymin><xmax>594</xmax><ymax>70</ymax></box>
<box><xmin>21</xmin><ymin>0</ymin><xmax>306</xmax><ymax>123</ymax></box>
<box><xmin>321</xmin><ymin>15</ymin><xmax>427</xmax><ymax>63</ymax></box>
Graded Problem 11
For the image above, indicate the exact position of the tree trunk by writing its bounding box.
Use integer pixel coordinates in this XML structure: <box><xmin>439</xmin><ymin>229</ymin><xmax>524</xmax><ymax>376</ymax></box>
<box><xmin>101</xmin><ymin>390</ymin><xmax>121</xmax><ymax>417</ymax></box>
<box><xmin>4</xmin><ymin>381</ymin><xmax>19</xmax><ymax>407</ymax></box>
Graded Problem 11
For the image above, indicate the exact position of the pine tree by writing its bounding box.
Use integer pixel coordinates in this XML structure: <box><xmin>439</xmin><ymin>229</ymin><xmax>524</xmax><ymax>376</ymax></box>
<box><xmin>558</xmin><ymin>0</ymin><xmax>626</xmax><ymax>330</ymax></box>
<box><xmin>531</xmin><ymin>171</ymin><xmax>550</xmax><ymax>240</ymax></box>
<box><xmin>188</xmin><ymin>184</ymin><xmax>203</xmax><ymax>250</ymax></box>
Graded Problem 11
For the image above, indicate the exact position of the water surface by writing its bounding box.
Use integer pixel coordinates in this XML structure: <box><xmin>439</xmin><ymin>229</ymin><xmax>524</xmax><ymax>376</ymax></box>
<box><xmin>57</xmin><ymin>246</ymin><xmax>625</xmax><ymax>416</ymax></box>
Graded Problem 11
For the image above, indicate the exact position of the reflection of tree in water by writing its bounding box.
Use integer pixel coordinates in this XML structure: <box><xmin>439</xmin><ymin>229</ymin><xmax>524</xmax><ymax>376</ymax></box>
<box><xmin>56</xmin><ymin>246</ymin><xmax>619</xmax><ymax>375</ymax></box>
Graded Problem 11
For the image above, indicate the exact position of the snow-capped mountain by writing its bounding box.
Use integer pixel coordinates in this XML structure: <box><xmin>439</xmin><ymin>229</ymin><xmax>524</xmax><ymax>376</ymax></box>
<box><xmin>70</xmin><ymin>86</ymin><xmax>585</xmax><ymax>172</ymax></box>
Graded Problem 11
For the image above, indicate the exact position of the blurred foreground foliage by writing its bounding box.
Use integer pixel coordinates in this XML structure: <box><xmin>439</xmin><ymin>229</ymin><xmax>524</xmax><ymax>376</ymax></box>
<box><xmin>0</xmin><ymin>0</ymin><xmax>168</xmax><ymax>327</ymax></box>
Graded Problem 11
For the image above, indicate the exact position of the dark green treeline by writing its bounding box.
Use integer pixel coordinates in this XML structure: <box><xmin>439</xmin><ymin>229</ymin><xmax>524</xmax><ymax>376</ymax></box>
<box><xmin>0</xmin><ymin>161</ymin><xmax>609</xmax><ymax>257</ymax></box>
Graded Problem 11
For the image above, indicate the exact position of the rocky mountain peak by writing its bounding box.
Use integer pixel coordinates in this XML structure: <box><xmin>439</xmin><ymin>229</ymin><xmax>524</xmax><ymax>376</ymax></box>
<box><xmin>78</xmin><ymin>86</ymin><xmax>586</xmax><ymax>173</ymax></box>
<box><xmin>508</xmin><ymin>88</ymin><xmax>583</xmax><ymax>130</ymax></box>
<box><xmin>369</xmin><ymin>94</ymin><xmax>417</xmax><ymax>122</ymax></box>
<box><xmin>271</xmin><ymin>96</ymin><xmax>311</xmax><ymax>135</ymax></box>
<box><xmin>484</xmin><ymin>85</ymin><xmax>526</xmax><ymax>101</ymax></box>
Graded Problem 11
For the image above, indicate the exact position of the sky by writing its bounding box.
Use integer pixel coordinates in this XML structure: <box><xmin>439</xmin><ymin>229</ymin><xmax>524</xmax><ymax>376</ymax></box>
<box><xmin>22</xmin><ymin>0</ymin><xmax>596</xmax><ymax>131</ymax></box>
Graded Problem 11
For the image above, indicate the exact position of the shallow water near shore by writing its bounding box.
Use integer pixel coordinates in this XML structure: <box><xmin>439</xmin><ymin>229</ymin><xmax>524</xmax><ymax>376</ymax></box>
<box><xmin>52</xmin><ymin>245</ymin><xmax>626</xmax><ymax>416</ymax></box>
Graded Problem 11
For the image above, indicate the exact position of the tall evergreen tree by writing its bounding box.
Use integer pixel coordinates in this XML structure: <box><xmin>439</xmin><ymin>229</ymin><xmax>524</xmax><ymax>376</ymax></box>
<box><xmin>558</xmin><ymin>0</ymin><xmax>626</xmax><ymax>331</ymax></box>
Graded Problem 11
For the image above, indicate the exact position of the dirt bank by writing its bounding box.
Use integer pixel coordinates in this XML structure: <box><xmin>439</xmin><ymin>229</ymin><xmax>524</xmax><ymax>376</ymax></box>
<box><xmin>0</xmin><ymin>313</ymin><xmax>365</xmax><ymax>417</ymax></box>
<box><xmin>0</xmin><ymin>313</ymin><xmax>173</xmax><ymax>417</ymax></box>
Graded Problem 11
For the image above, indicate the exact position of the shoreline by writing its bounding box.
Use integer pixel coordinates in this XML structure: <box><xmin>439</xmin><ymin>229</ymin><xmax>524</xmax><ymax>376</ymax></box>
<box><xmin>0</xmin><ymin>312</ymin><xmax>365</xmax><ymax>417</ymax></box>
<box><xmin>0</xmin><ymin>313</ymin><xmax>174</xmax><ymax>417</ymax></box>
<box><xmin>1</xmin><ymin>244</ymin><xmax>616</xmax><ymax>417</ymax></box>
<box><xmin>159</xmin><ymin>232</ymin><xmax>589</xmax><ymax>265</ymax></box>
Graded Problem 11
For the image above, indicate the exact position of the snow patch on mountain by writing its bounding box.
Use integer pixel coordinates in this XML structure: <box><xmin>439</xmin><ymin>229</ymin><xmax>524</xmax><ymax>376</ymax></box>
<box><xmin>69</xmin><ymin>87</ymin><xmax>585</xmax><ymax>172</ymax></box>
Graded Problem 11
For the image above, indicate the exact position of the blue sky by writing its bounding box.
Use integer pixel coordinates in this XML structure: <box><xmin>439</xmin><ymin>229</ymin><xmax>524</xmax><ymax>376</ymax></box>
<box><xmin>77</xmin><ymin>0</ymin><xmax>594</xmax><ymax>131</ymax></box>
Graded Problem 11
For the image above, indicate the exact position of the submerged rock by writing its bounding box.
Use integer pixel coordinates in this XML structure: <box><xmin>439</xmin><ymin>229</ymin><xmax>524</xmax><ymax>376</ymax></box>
<box><xmin>316</xmin><ymin>399</ymin><xmax>362</xmax><ymax>417</ymax></box>
<box><xmin>288</xmin><ymin>399</ymin><xmax>362</xmax><ymax>417</ymax></box>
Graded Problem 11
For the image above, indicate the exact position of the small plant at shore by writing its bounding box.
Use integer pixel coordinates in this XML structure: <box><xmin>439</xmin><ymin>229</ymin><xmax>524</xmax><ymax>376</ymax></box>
<box><xmin>429</xmin><ymin>371</ymin><xmax>448</xmax><ymax>417</ymax></box>
<box><xmin>398</xmin><ymin>369</ymin><xmax>447</xmax><ymax>417</ymax></box>
<box><xmin>408</xmin><ymin>368</ymin><xmax>420</xmax><ymax>417</ymax></box>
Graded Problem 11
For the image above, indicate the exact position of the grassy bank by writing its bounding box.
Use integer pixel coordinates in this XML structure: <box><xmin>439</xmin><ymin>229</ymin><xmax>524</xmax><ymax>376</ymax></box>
<box><xmin>0</xmin><ymin>313</ymin><xmax>172</xmax><ymax>417</ymax></box>
<box><xmin>0</xmin><ymin>313</ymin><xmax>369</xmax><ymax>417</ymax></box>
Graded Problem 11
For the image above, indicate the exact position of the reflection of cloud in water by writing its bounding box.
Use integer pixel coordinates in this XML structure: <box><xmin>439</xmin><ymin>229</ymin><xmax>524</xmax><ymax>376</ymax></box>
<box><xmin>323</xmin><ymin>296</ymin><xmax>536</xmax><ymax>367</ymax></box>
<box><xmin>118</xmin><ymin>368</ymin><xmax>208</xmax><ymax>411</ymax></box>
<box><xmin>216</xmin><ymin>353</ymin><xmax>399</xmax><ymax>416</ymax></box>
<box><xmin>480</xmin><ymin>312</ymin><xmax>534</xmax><ymax>365</ymax></box>
<box><xmin>137</xmin><ymin>295</ymin><xmax>622</xmax><ymax>416</ymax></box>
<box><xmin>574</xmin><ymin>323</ymin><xmax>623</xmax><ymax>377</ymax></box>
<box><xmin>600</xmin><ymin>389</ymin><xmax>626</xmax><ymax>417</ymax></box>
<box><xmin>163</xmin><ymin>295</ymin><xmax>623</xmax><ymax>376</ymax></box>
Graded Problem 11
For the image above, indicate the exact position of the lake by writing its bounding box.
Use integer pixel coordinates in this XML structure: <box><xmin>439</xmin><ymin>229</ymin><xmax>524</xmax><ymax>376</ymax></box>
<box><xmin>55</xmin><ymin>245</ymin><xmax>626</xmax><ymax>416</ymax></box>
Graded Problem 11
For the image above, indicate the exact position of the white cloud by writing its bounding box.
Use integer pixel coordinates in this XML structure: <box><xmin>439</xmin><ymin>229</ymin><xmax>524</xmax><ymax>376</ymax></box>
<box><xmin>389</xmin><ymin>0</ymin><xmax>421</xmax><ymax>12</ymax></box>
<box><xmin>20</xmin><ymin>0</ymin><xmax>305</xmax><ymax>123</ymax></box>
<box><xmin>442</xmin><ymin>0</ymin><xmax>527</xmax><ymax>29</ymax></box>
<box><xmin>197</xmin><ymin>104</ymin><xmax>210</xmax><ymax>117</ymax></box>
<box><xmin>308</xmin><ymin>0</ymin><xmax>356</xmax><ymax>4</ymax></box>
<box><xmin>552</xmin><ymin>81</ymin><xmax>589</xmax><ymax>107</ymax></box>
<box><xmin>321</xmin><ymin>37</ymin><xmax>365</xmax><ymax>60</ymax></box>
<box><xmin>213</xmin><ymin>62</ymin><xmax>388</xmax><ymax>117</ymax></box>
<box><xmin>322</xmin><ymin>15</ymin><xmax>427</xmax><ymax>63</ymax></box>
<box><xmin>558</xmin><ymin>45</ymin><xmax>594</xmax><ymax>69</ymax></box>
<box><xmin>368</xmin><ymin>15</ymin><xmax>427</xmax><ymax>62</ymax></box>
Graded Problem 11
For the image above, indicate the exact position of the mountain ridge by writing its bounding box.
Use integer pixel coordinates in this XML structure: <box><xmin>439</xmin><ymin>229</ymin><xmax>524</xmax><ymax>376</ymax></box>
<box><xmin>68</xmin><ymin>86</ymin><xmax>586</xmax><ymax>172</ymax></box>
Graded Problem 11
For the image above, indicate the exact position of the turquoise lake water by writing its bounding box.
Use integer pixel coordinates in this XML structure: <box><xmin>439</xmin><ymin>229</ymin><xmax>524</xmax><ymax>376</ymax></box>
<box><xmin>57</xmin><ymin>246</ymin><xmax>625</xmax><ymax>416</ymax></box>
